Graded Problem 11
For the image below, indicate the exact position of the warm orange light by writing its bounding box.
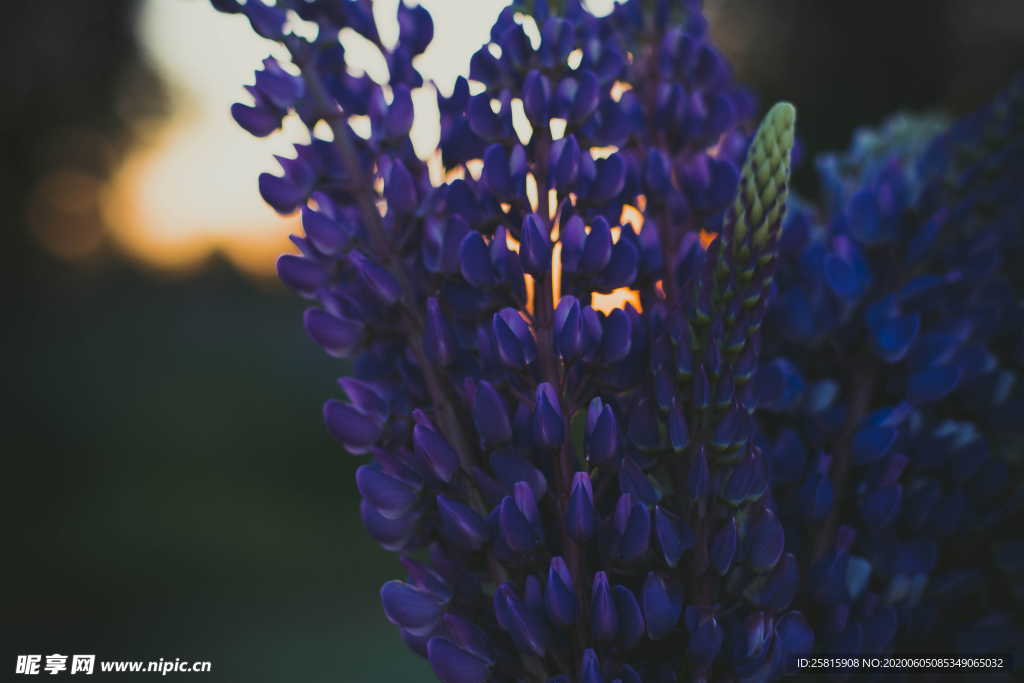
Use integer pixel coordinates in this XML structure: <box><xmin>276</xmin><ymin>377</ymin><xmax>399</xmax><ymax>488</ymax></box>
<box><xmin>610</xmin><ymin>81</ymin><xmax>633</xmax><ymax>102</ymax></box>
<box><xmin>654</xmin><ymin>279</ymin><xmax>666</xmax><ymax>299</ymax></box>
<box><xmin>592</xmin><ymin>287</ymin><xmax>643</xmax><ymax>314</ymax></box>
<box><xmin>505</xmin><ymin>232</ymin><xmax>521</xmax><ymax>252</ymax></box>
<box><xmin>103</xmin><ymin>118</ymin><xmax>297</xmax><ymax>277</ymax></box>
<box><xmin>524</xmin><ymin>273</ymin><xmax>536</xmax><ymax>315</ymax></box>
<box><xmin>590</xmin><ymin>145</ymin><xmax>619</xmax><ymax>160</ymax></box>
<box><xmin>700</xmin><ymin>229</ymin><xmax>718</xmax><ymax>250</ymax></box>
<box><xmin>620</xmin><ymin>204</ymin><xmax>645</xmax><ymax>233</ymax></box>
<box><xmin>526</xmin><ymin>173</ymin><xmax>539</xmax><ymax>213</ymax></box>
<box><xmin>465</xmin><ymin>159</ymin><xmax>484</xmax><ymax>180</ymax></box>
<box><xmin>551</xmin><ymin>241</ymin><xmax>563</xmax><ymax>308</ymax></box>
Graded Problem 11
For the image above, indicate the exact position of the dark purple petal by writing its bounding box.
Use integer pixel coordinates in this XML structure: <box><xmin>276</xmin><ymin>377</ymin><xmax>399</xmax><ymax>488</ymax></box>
<box><xmin>614</xmin><ymin>585</ymin><xmax>645</xmax><ymax>650</ymax></box>
<box><xmin>397</xmin><ymin>2</ymin><xmax>434</xmax><ymax>55</ymax></box>
<box><xmin>644</xmin><ymin>149</ymin><xmax>674</xmax><ymax>196</ymax></box>
<box><xmin>523</xmin><ymin>70</ymin><xmax>551</xmax><ymax>125</ymax></box>
<box><xmin>350</xmin><ymin>251</ymin><xmax>402</xmax><ymax>305</ymax></box>
<box><xmin>473</xmin><ymin>380</ymin><xmax>512</xmax><ymax>447</ymax></box>
<box><xmin>642</xmin><ymin>571</ymin><xmax>683</xmax><ymax>640</ymax></box>
<box><xmin>437</xmin><ymin>494</ymin><xmax>489</xmax><ymax>550</ymax></box>
<box><xmin>775</xmin><ymin>611</ymin><xmax>815</xmax><ymax>662</ymax></box>
<box><xmin>591</xmin><ymin>571</ymin><xmax>619</xmax><ymax>641</ymax></box>
<box><xmin>859</xmin><ymin>484</ymin><xmax>902</xmax><ymax>529</ymax></box>
<box><xmin>442</xmin><ymin>613</ymin><xmax>495</xmax><ymax>662</ymax></box>
<box><xmin>852</xmin><ymin>425</ymin><xmax>899</xmax><ymax>466</ymax></box>
<box><xmin>381</xmin><ymin>580</ymin><xmax>448</xmax><ymax>633</ymax></box>
<box><xmin>304</xmin><ymin>308</ymin><xmax>362</xmax><ymax>357</ymax></box>
<box><xmin>553</xmin><ymin>134</ymin><xmax>581</xmax><ymax>187</ymax></box>
<box><xmin>580</xmin><ymin>649</ymin><xmax>604</xmax><ymax>683</ymax></box>
<box><xmin>499</xmin><ymin>495</ymin><xmax>539</xmax><ymax>552</ymax></box>
<box><xmin>546</xmin><ymin>556</ymin><xmax>577</xmax><ymax>628</ymax></box>
<box><xmin>232</xmin><ymin>102</ymin><xmax>281</xmax><ymax>137</ymax></box>
<box><xmin>567</xmin><ymin>472</ymin><xmax>597</xmax><ymax>541</ymax></box>
<box><xmin>277</xmin><ymin>254</ymin><xmax>326</xmax><ymax>294</ymax></box>
<box><xmin>521</xmin><ymin>213</ymin><xmax>552</xmax><ymax>276</ymax></box>
<box><xmin>357</xmin><ymin>461</ymin><xmax>418</xmax><ymax>512</ymax></box>
<box><xmin>259</xmin><ymin>172</ymin><xmax>307</xmax><ymax>214</ymax></box>
<box><xmin>427</xmin><ymin>637</ymin><xmax>492</xmax><ymax>683</ymax></box>
<box><xmin>746</xmin><ymin>552</ymin><xmax>800</xmax><ymax>611</ymax></box>
<box><xmin>385</xmin><ymin>160</ymin><xmax>417</xmax><ymax>215</ymax></box>
<box><xmin>597</xmin><ymin>238</ymin><xmax>638</xmax><ymax>289</ymax></box>
<box><xmin>688</xmin><ymin>445</ymin><xmax>710</xmax><ymax>499</ymax></box>
<box><xmin>554</xmin><ymin>295</ymin><xmax>584</xmax><ymax>359</ymax></box>
<box><xmin>654</xmin><ymin>505</ymin><xmax>693</xmax><ymax>568</ymax></box>
<box><xmin>494</xmin><ymin>584</ymin><xmax>550</xmax><ymax>656</ymax></box>
<box><xmin>243</xmin><ymin>0</ymin><xmax>286</xmax><ymax>39</ymax></box>
<box><xmin>301</xmin><ymin>207</ymin><xmax>346</xmax><ymax>256</ymax></box>
<box><xmin>627</xmin><ymin>398</ymin><xmax>661</xmax><ymax>451</ymax></box>
<box><xmin>494</xmin><ymin>308</ymin><xmax>537</xmax><ymax>367</ymax></box>
<box><xmin>710</xmin><ymin>516</ymin><xmax>737</xmax><ymax>575</ymax></box>
<box><xmin>589</xmin><ymin>153</ymin><xmax>626</xmax><ymax>202</ymax></box>
<box><xmin>459</xmin><ymin>232</ymin><xmax>495</xmax><ymax>288</ymax></box>
<box><xmin>413</xmin><ymin>424</ymin><xmax>459</xmax><ymax>483</ymax></box>
<box><xmin>687</xmin><ymin>609</ymin><xmax>724</xmax><ymax>673</ymax></box>
<box><xmin>616</xmin><ymin>500</ymin><xmax>651</xmax><ymax>564</ymax></box>
<box><xmin>360</xmin><ymin>499</ymin><xmax>417</xmax><ymax>550</ymax></box>
<box><xmin>769</xmin><ymin>429</ymin><xmax>806</xmax><ymax>484</ymax></box>
<box><xmin>872</xmin><ymin>314</ymin><xmax>920</xmax><ymax>363</ymax></box>
<box><xmin>581</xmin><ymin>217</ymin><xmax>613</xmax><ymax>274</ymax></box>
<box><xmin>747</xmin><ymin>508</ymin><xmax>785</xmax><ymax>571</ymax></box>
<box><xmin>513</xmin><ymin>481</ymin><xmax>541</xmax><ymax>525</ymax></box>
<box><xmin>481</xmin><ymin>143</ymin><xmax>514</xmax><ymax>199</ymax></box>
<box><xmin>560</xmin><ymin>216</ymin><xmax>586</xmax><ymax>272</ymax></box>
<box><xmin>907</xmin><ymin>365</ymin><xmax>961</xmax><ymax>403</ymax></box>
<box><xmin>668</xmin><ymin>399</ymin><xmax>690</xmax><ymax>453</ymax></box>
<box><xmin>323</xmin><ymin>399</ymin><xmax>382</xmax><ymax>452</ymax></box>
<box><xmin>533</xmin><ymin>383</ymin><xmax>565</xmax><ymax>449</ymax></box>
<box><xmin>600</xmin><ymin>309</ymin><xmax>631</xmax><ymax>364</ymax></box>
<box><xmin>490</xmin><ymin>449</ymin><xmax>548</xmax><ymax>499</ymax></box>
<box><xmin>799</xmin><ymin>471</ymin><xmax>834</xmax><ymax>521</ymax></box>
<box><xmin>585</xmin><ymin>398</ymin><xmax>619</xmax><ymax>465</ymax></box>
<box><xmin>424</xmin><ymin>297</ymin><xmax>456</xmax><ymax>367</ymax></box>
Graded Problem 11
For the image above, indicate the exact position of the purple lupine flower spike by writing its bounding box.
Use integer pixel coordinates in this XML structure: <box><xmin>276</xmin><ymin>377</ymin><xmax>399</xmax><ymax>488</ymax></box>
<box><xmin>223</xmin><ymin>0</ymin><xmax>1023</xmax><ymax>678</ymax></box>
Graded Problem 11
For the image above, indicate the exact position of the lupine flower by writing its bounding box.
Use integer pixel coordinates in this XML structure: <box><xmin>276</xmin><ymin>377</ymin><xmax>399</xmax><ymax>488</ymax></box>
<box><xmin>218</xmin><ymin>0</ymin><xmax>1022</xmax><ymax>680</ymax></box>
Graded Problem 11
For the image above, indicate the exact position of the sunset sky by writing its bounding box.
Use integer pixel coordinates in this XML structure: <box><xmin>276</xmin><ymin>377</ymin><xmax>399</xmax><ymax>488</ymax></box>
<box><xmin>105</xmin><ymin>0</ymin><xmax>616</xmax><ymax>277</ymax></box>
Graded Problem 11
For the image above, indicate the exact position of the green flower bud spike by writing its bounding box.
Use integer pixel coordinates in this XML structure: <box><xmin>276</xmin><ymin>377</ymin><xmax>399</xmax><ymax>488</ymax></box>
<box><xmin>730</xmin><ymin>102</ymin><xmax>796</xmax><ymax>255</ymax></box>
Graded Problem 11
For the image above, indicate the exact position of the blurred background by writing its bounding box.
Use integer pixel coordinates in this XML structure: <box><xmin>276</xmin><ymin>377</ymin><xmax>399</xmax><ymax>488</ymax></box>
<box><xmin>3</xmin><ymin>1</ymin><xmax>1022</xmax><ymax>680</ymax></box>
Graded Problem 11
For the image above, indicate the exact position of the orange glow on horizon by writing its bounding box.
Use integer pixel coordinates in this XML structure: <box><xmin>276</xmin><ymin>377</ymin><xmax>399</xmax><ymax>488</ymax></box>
<box><xmin>100</xmin><ymin>0</ymin><xmax>636</xmax><ymax>280</ymax></box>
<box><xmin>103</xmin><ymin>117</ymin><xmax>298</xmax><ymax>277</ymax></box>
<box><xmin>98</xmin><ymin>0</ymin><xmax>510</xmax><ymax>279</ymax></box>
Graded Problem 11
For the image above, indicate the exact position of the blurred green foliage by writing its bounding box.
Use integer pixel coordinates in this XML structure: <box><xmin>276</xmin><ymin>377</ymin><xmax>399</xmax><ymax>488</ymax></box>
<box><xmin>3</xmin><ymin>262</ymin><xmax>429</xmax><ymax>681</ymax></box>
